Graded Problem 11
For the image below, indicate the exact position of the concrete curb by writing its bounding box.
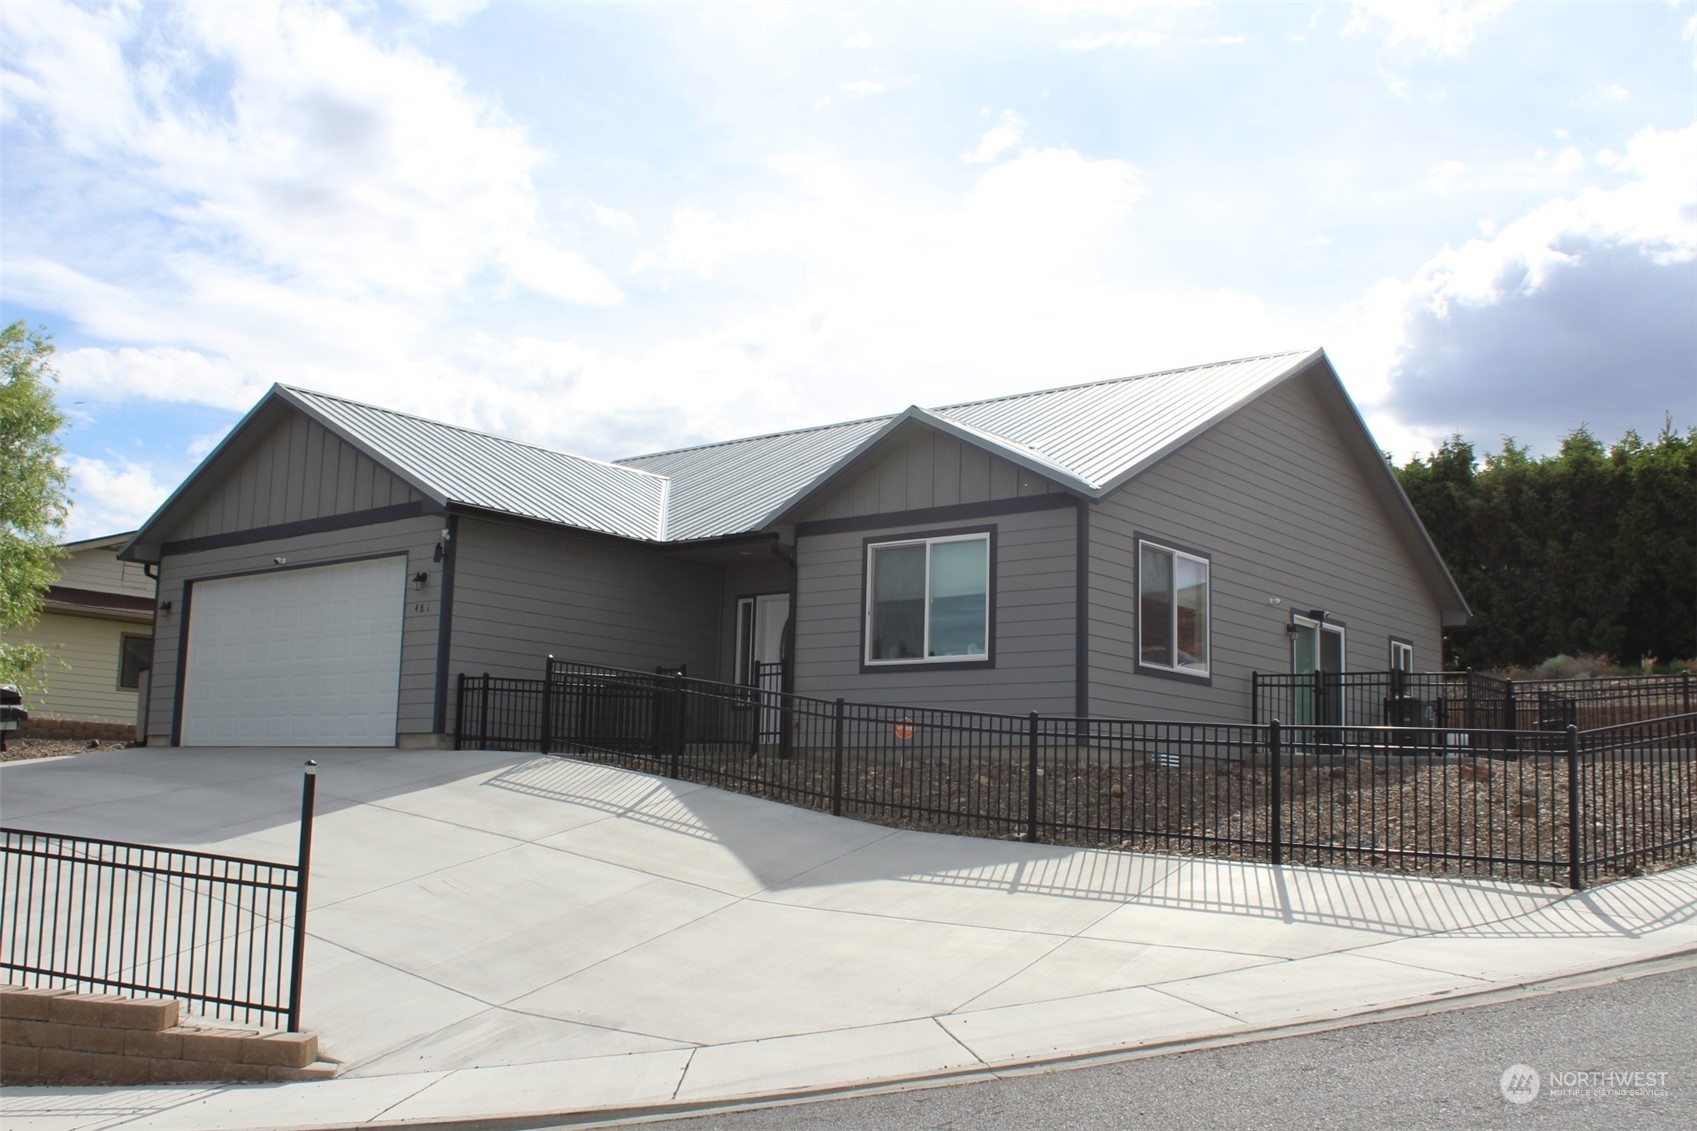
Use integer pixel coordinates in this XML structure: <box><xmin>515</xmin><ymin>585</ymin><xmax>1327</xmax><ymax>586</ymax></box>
<box><xmin>305</xmin><ymin>947</ymin><xmax>1697</xmax><ymax>1131</ymax></box>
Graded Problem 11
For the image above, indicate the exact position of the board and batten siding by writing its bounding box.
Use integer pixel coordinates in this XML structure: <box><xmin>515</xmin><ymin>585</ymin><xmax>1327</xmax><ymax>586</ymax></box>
<box><xmin>145</xmin><ymin>515</ymin><xmax>446</xmax><ymax>745</ymax></box>
<box><xmin>1088</xmin><ymin>370</ymin><xmax>1446</xmax><ymax>724</ymax></box>
<box><xmin>793</xmin><ymin>504</ymin><xmax>1078</xmax><ymax>716</ymax></box>
<box><xmin>447</xmin><ymin>517</ymin><xmax>723</xmax><ymax>706</ymax></box>
<box><xmin>164</xmin><ymin>409</ymin><xmax>423</xmax><ymax>542</ymax></box>
<box><xmin>802</xmin><ymin>424</ymin><xmax>1060</xmax><ymax>521</ymax></box>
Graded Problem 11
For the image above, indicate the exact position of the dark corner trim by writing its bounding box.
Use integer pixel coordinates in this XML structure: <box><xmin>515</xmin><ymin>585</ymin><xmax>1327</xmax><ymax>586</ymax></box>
<box><xmin>161</xmin><ymin>501</ymin><xmax>438</xmax><ymax>557</ymax></box>
<box><xmin>432</xmin><ymin>515</ymin><xmax>460</xmax><ymax>735</ymax></box>
<box><xmin>170</xmin><ymin>584</ymin><xmax>193</xmax><ymax>747</ymax></box>
<box><xmin>796</xmin><ymin>492</ymin><xmax>1072</xmax><ymax>539</ymax></box>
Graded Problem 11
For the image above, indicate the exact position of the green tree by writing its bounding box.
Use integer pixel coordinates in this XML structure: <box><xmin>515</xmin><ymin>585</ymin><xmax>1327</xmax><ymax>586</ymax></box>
<box><xmin>1397</xmin><ymin>422</ymin><xmax>1697</xmax><ymax>671</ymax></box>
<box><xmin>0</xmin><ymin>321</ymin><xmax>70</xmax><ymax>690</ymax></box>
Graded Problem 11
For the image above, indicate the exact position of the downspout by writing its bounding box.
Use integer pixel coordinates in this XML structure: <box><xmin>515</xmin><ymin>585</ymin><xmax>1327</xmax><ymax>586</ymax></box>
<box><xmin>771</xmin><ymin>539</ymin><xmax>798</xmax><ymax>759</ymax></box>
<box><xmin>431</xmin><ymin>515</ymin><xmax>460</xmax><ymax>738</ymax></box>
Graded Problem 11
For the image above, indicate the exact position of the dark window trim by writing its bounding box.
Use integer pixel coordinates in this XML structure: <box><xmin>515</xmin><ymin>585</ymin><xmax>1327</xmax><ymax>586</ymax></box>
<box><xmin>171</xmin><ymin>551</ymin><xmax>411</xmax><ymax>747</ymax></box>
<box><xmin>1134</xmin><ymin>532</ymin><xmax>1214</xmax><ymax>686</ymax></box>
<box><xmin>858</xmin><ymin>524</ymin><xmax>998</xmax><ymax>674</ymax></box>
<box><xmin>117</xmin><ymin>633</ymin><xmax>152</xmax><ymax>691</ymax></box>
<box><xmin>797</xmin><ymin>492</ymin><xmax>1071</xmax><ymax>538</ymax></box>
<box><xmin>159</xmin><ymin>500</ymin><xmax>438</xmax><ymax>556</ymax></box>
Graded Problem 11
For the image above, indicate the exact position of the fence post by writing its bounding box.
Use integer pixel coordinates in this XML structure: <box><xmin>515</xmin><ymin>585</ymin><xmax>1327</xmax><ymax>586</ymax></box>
<box><xmin>1684</xmin><ymin>671</ymin><xmax>1691</xmax><ymax>715</ymax></box>
<box><xmin>478</xmin><ymin>672</ymin><xmax>490</xmax><ymax>750</ymax></box>
<box><xmin>1566</xmin><ymin>723</ymin><xmax>1583</xmax><ymax>891</ymax></box>
<box><xmin>1503</xmin><ymin>678</ymin><xmax>1517</xmax><ymax>752</ymax></box>
<box><xmin>832</xmin><ymin>699</ymin><xmax>845</xmax><ymax>817</ymax></box>
<box><xmin>1251</xmin><ymin>672</ymin><xmax>1260</xmax><ymax>727</ymax></box>
<box><xmin>1027</xmin><ymin>712</ymin><xmax>1040</xmax><ymax>844</ymax></box>
<box><xmin>454</xmin><ymin>673</ymin><xmax>465</xmax><ymax>750</ymax></box>
<box><xmin>540</xmin><ymin>655</ymin><xmax>553</xmax><ymax>756</ymax></box>
<box><xmin>671</xmin><ymin>671</ymin><xmax>686</xmax><ymax>779</ymax></box>
<box><xmin>286</xmin><ymin>764</ymin><xmax>317</xmax><ymax>1033</ymax></box>
<box><xmin>1268</xmin><ymin>720</ymin><xmax>1283</xmax><ymax>867</ymax></box>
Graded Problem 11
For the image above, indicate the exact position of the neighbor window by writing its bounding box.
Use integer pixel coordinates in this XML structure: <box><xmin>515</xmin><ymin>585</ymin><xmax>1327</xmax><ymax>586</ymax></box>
<box><xmin>1139</xmin><ymin>541</ymin><xmax>1209</xmax><ymax>676</ymax></box>
<box><xmin>118</xmin><ymin>634</ymin><xmax>152</xmax><ymax>690</ymax></box>
<box><xmin>865</xmin><ymin>532</ymin><xmax>990</xmax><ymax>664</ymax></box>
<box><xmin>1390</xmin><ymin>638</ymin><xmax>1414</xmax><ymax>672</ymax></box>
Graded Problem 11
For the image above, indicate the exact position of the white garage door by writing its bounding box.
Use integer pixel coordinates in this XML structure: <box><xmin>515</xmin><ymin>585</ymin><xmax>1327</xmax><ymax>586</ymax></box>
<box><xmin>181</xmin><ymin>557</ymin><xmax>406</xmax><ymax>746</ymax></box>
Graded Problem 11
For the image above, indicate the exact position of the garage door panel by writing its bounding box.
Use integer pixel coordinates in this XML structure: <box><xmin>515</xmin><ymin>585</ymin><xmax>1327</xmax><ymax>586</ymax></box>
<box><xmin>182</xmin><ymin>557</ymin><xmax>406</xmax><ymax>747</ymax></box>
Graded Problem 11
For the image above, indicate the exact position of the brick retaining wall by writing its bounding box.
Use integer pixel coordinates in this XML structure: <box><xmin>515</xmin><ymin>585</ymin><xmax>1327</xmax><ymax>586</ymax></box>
<box><xmin>0</xmin><ymin>985</ymin><xmax>334</xmax><ymax>1085</ymax></box>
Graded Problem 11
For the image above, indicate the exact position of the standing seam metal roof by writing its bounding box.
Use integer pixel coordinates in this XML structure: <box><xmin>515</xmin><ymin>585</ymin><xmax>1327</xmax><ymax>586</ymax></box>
<box><xmin>272</xmin><ymin>349</ymin><xmax>1318</xmax><ymax>543</ymax></box>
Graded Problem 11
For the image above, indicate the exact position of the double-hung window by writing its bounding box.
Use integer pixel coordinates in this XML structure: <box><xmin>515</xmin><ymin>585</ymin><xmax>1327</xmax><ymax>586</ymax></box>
<box><xmin>865</xmin><ymin>531</ymin><xmax>990</xmax><ymax>665</ymax></box>
<box><xmin>1138</xmin><ymin>540</ymin><xmax>1210</xmax><ymax>677</ymax></box>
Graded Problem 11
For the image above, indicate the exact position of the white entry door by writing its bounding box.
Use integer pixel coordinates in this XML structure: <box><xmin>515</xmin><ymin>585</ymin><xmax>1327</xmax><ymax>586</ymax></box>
<box><xmin>181</xmin><ymin>557</ymin><xmax>406</xmax><ymax>746</ymax></box>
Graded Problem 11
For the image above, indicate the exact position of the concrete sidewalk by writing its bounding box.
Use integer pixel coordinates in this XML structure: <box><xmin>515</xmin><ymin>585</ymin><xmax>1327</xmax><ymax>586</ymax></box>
<box><xmin>2</xmin><ymin>746</ymin><xmax>1694</xmax><ymax>1131</ymax></box>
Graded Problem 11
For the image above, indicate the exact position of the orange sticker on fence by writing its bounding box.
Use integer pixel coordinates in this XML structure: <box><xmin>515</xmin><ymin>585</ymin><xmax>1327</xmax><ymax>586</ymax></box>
<box><xmin>894</xmin><ymin>717</ymin><xmax>915</xmax><ymax>740</ymax></box>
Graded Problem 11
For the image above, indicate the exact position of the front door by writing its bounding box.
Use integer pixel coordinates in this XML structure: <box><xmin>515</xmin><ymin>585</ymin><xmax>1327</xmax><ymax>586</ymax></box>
<box><xmin>1291</xmin><ymin>615</ymin><xmax>1345</xmax><ymax>728</ymax></box>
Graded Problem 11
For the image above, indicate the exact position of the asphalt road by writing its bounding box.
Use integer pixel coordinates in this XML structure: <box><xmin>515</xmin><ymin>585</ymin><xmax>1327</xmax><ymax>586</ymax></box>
<box><xmin>620</xmin><ymin>958</ymin><xmax>1696</xmax><ymax>1131</ymax></box>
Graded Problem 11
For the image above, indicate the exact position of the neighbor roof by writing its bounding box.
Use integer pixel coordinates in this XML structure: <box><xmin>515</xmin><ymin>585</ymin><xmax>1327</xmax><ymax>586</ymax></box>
<box><xmin>126</xmin><ymin>347</ymin><xmax>1335</xmax><ymax>547</ymax></box>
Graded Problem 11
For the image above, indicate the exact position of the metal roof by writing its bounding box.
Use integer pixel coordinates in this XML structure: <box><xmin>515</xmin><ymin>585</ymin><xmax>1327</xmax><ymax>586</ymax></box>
<box><xmin>619</xmin><ymin>348</ymin><xmax>1319</xmax><ymax>536</ymax></box>
<box><xmin>936</xmin><ymin>349</ymin><xmax>1319</xmax><ymax>494</ymax></box>
<box><xmin>130</xmin><ymin>349</ymin><xmax>1325</xmax><ymax>552</ymax></box>
<box><xmin>283</xmin><ymin>388</ymin><xmax>669</xmax><ymax>541</ymax></box>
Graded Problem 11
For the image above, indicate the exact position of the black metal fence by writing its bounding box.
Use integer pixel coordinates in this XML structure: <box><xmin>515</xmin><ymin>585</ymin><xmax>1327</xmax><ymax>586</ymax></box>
<box><xmin>0</xmin><ymin>773</ymin><xmax>317</xmax><ymax>1030</ymax></box>
<box><xmin>457</xmin><ymin>660</ymin><xmax>1696</xmax><ymax>889</ymax></box>
<box><xmin>1253</xmin><ymin>670</ymin><xmax>1695</xmax><ymax>737</ymax></box>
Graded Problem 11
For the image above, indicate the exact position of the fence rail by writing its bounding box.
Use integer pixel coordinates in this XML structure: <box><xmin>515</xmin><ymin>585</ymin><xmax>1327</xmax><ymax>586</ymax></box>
<box><xmin>455</xmin><ymin>661</ymin><xmax>1697</xmax><ymax>889</ymax></box>
<box><xmin>0</xmin><ymin>773</ymin><xmax>316</xmax><ymax>1030</ymax></box>
<box><xmin>1253</xmin><ymin>669</ymin><xmax>1695</xmax><ymax>735</ymax></box>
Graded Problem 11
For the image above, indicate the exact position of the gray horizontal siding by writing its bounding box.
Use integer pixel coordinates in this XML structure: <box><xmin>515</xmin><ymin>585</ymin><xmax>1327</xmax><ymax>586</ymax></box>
<box><xmin>794</xmin><ymin>505</ymin><xmax>1077</xmax><ymax>715</ymax></box>
<box><xmin>146</xmin><ymin>515</ymin><xmax>446</xmax><ymax>745</ymax></box>
<box><xmin>448</xmin><ymin>518</ymin><xmax>723</xmax><ymax>711</ymax></box>
<box><xmin>167</xmin><ymin>410</ymin><xmax>422</xmax><ymax>542</ymax></box>
<box><xmin>1089</xmin><ymin>371</ymin><xmax>1444</xmax><ymax>724</ymax></box>
<box><xmin>802</xmin><ymin>424</ymin><xmax>1058</xmax><ymax>522</ymax></box>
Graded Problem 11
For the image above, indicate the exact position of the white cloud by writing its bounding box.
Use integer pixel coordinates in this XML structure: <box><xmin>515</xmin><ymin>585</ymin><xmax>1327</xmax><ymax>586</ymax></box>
<box><xmin>397</xmin><ymin>0</ymin><xmax>489</xmax><ymax>27</ymax></box>
<box><xmin>1344</xmin><ymin>0</ymin><xmax>1510</xmax><ymax>57</ymax></box>
<box><xmin>843</xmin><ymin>31</ymin><xmax>873</xmax><ymax>49</ymax></box>
<box><xmin>1428</xmin><ymin>160</ymin><xmax>1466</xmax><ymax>189</ymax></box>
<box><xmin>841</xmin><ymin>80</ymin><xmax>888</xmax><ymax>94</ymax></box>
<box><xmin>1062</xmin><ymin>28</ymin><xmax>1165</xmax><ymax>50</ymax></box>
<box><xmin>1356</xmin><ymin>122</ymin><xmax>1697</xmax><ymax>456</ymax></box>
<box><xmin>0</xmin><ymin>0</ymin><xmax>621</xmax><ymax>315</ymax></box>
<box><xmin>63</xmin><ymin>455</ymin><xmax>176</xmax><ymax>541</ymax></box>
<box><xmin>963</xmin><ymin>110</ymin><xmax>1027</xmax><ymax>165</ymax></box>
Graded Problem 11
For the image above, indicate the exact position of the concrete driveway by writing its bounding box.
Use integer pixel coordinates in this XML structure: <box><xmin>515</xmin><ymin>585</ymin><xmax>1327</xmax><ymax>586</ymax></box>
<box><xmin>2</xmin><ymin>745</ymin><xmax>1694</xmax><ymax>1130</ymax></box>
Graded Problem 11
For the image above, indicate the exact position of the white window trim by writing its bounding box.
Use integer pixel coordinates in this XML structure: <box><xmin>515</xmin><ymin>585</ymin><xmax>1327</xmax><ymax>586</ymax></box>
<box><xmin>1137</xmin><ymin>539</ymin><xmax>1212</xmax><ymax>679</ymax></box>
<box><xmin>1390</xmin><ymin>638</ymin><xmax>1415</xmax><ymax>672</ymax></box>
<box><xmin>864</xmin><ymin>532</ymin><xmax>991</xmax><ymax>666</ymax></box>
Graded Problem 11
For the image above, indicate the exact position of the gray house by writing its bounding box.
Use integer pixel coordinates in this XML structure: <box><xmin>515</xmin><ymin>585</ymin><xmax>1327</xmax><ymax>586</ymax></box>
<box><xmin>120</xmin><ymin>348</ymin><xmax>1470</xmax><ymax>748</ymax></box>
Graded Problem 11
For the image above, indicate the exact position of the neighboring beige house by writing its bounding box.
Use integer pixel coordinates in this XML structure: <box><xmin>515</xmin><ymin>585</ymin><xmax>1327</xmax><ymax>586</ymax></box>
<box><xmin>4</xmin><ymin>532</ymin><xmax>157</xmax><ymax>740</ymax></box>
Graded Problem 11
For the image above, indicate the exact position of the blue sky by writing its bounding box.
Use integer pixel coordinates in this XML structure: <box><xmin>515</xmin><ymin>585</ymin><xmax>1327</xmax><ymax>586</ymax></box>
<box><xmin>2</xmin><ymin>0</ymin><xmax>1693</xmax><ymax>540</ymax></box>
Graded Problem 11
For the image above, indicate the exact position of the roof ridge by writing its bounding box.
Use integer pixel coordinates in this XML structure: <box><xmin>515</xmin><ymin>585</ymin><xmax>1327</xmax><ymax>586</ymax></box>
<box><xmin>282</xmin><ymin>385</ymin><xmax>670</xmax><ymax>484</ymax></box>
<box><xmin>932</xmin><ymin>348</ymin><xmax>1316</xmax><ymax>413</ymax></box>
<box><xmin>616</xmin><ymin>411</ymin><xmax>895</xmax><ymax>464</ymax></box>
